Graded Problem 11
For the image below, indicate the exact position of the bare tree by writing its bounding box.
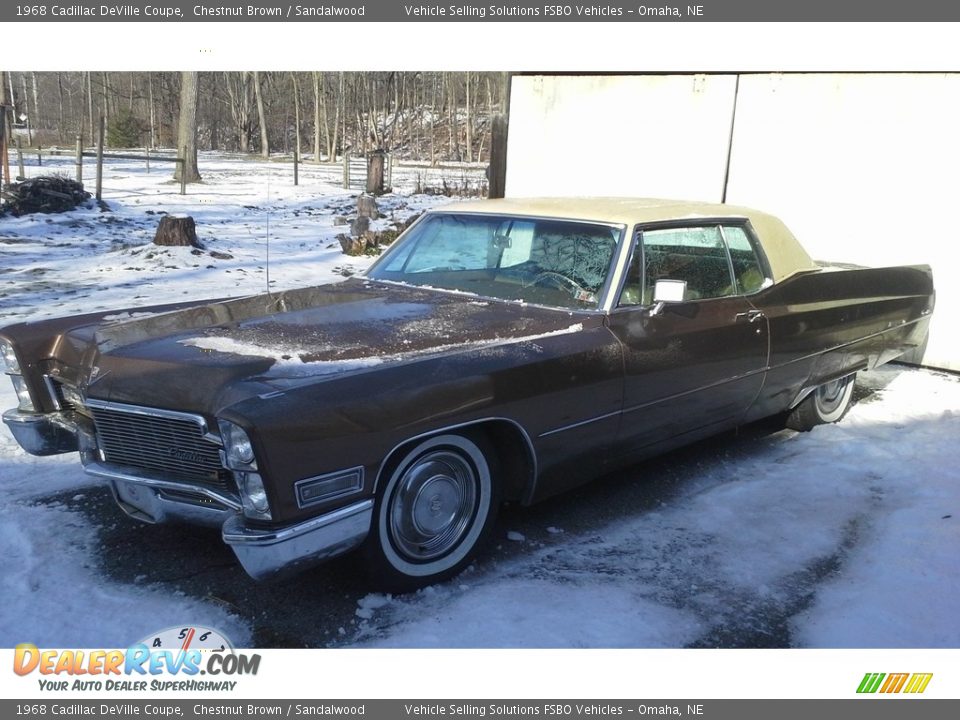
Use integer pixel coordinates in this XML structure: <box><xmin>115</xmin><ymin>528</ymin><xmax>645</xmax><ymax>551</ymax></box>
<box><xmin>292</xmin><ymin>73</ymin><xmax>301</xmax><ymax>161</ymax></box>
<box><xmin>224</xmin><ymin>72</ymin><xmax>253</xmax><ymax>152</ymax></box>
<box><xmin>1</xmin><ymin>71</ymin><xmax>11</xmax><ymax>188</ymax></box>
<box><xmin>147</xmin><ymin>73</ymin><xmax>156</xmax><ymax>148</ymax></box>
<box><xmin>312</xmin><ymin>72</ymin><xmax>322</xmax><ymax>163</ymax></box>
<box><xmin>174</xmin><ymin>71</ymin><xmax>201</xmax><ymax>183</ymax></box>
<box><xmin>16</xmin><ymin>71</ymin><xmax>503</xmax><ymax>165</ymax></box>
<box><xmin>253</xmin><ymin>71</ymin><xmax>269</xmax><ymax>158</ymax></box>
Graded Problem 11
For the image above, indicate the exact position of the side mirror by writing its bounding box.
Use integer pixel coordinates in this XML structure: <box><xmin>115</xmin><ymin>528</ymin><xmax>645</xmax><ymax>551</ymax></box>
<box><xmin>492</xmin><ymin>234</ymin><xmax>512</xmax><ymax>250</ymax></box>
<box><xmin>652</xmin><ymin>279</ymin><xmax>686</xmax><ymax>303</ymax></box>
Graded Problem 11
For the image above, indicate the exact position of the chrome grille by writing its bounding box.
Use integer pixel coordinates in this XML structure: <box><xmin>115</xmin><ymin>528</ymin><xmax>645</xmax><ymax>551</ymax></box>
<box><xmin>87</xmin><ymin>402</ymin><xmax>232</xmax><ymax>490</ymax></box>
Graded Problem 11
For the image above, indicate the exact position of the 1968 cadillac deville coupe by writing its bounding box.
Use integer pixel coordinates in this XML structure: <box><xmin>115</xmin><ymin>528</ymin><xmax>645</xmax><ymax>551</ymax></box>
<box><xmin>0</xmin><ymin>198</ymin><xmax>934</xmax><ymax>590</ymax></box>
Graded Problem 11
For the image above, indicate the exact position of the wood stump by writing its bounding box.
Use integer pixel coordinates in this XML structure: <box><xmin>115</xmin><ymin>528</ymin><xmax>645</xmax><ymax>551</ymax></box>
<box><xmin>366</xmin><ymin>151</ymin><xmax>385</xmax><ymax>195</ymax></box>
<box><xmin>350</xmin><ymin>214</ymin><xmax>371</xmax><ymax>237</ymax></box>
<box><xmin>357</xmin><ymin>194</ymin><xmax>379</xmax><ymax>220</ymax></box>
<box><xmin>337</xmin><ymin>233</ymin><xmax>368</xmax><ymax>256</ymax></box>
<box><xmin>153</xmin><ymin>215</ymin><xmax>199</xmax><ymax>247</ymax></box>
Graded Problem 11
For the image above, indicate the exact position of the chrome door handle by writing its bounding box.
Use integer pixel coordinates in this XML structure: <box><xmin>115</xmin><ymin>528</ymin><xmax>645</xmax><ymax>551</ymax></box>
<box><xmin>735</xmin><ymin>309</ymin><xmax>765</xmax><ymax>323</ymax></box>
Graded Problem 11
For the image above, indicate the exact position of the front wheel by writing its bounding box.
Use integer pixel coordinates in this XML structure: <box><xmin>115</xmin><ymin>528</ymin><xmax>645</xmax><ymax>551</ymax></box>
<box><xmin>365</xmin><ymin>433</ymin><xmax>499</xmax><ymax>592</ymax></box>
<box><xmin>786</xmin><ymin>373</ymin><xmax>856</xmax><ymax>431</ymax></box>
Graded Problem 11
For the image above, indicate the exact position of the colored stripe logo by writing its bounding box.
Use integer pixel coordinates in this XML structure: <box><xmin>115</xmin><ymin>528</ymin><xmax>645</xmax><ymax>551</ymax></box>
<box><xmin>857</xmin><ymin>672</ymin><xmax>933</xmax><ymax>694</ymax></box>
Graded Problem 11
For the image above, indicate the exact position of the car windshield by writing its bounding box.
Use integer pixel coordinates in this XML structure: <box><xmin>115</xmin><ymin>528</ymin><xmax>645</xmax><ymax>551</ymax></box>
<box><xmin>367</xmin><ymin>213</ymin><xmax>622</xmax><ymax>310</ymax></box>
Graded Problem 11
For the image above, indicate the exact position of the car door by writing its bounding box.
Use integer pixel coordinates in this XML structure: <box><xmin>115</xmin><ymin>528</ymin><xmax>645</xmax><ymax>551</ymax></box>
<box><xmin>606</xmin><ymin>222</ymin><xmax>770</xmax><ymax>454</ymax></box>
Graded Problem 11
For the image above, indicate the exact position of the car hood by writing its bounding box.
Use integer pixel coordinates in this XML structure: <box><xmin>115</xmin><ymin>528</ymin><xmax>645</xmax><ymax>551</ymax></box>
<box><xmin>79</xmin><ymin>278</ymin><xmax>585</xmax><ymax>413</ymax></box>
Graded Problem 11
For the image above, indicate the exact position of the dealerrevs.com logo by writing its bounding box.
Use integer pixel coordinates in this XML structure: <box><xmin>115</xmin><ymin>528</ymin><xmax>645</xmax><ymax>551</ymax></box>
<box><xmin>13</xmin><ymin>626</ymin><xmax>260</xmax><ymax>692</ymax></box>
<box><xmin>857</xmin><ymin>673</ymin><xmax>933</xmax><ymax>694</ymax></box>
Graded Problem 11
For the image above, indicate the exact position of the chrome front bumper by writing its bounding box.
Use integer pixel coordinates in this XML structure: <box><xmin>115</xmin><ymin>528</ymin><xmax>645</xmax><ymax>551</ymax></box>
<box><xmin>222</xmin><ymin>500</ymin><xmax>373</xmax><ymax>581</ymax></box>
<box><xmin>3</xmin><ymin>407</ymin><xmax>373</xmax><ymax>582</ymax></box>
<box><xmin>90</xmin><ymin>462</ymin><xmax>373</xmax><ymax>582</ymax></box>
<box><xmin>2</xmin><ymin>409</ymin><xmax>79</xmax><ymax>456</ymax></box>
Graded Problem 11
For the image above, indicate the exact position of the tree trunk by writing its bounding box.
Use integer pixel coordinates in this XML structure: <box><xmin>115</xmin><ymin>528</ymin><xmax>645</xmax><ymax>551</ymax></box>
<box><xmin>313</xmin><ymin>72</ymin><xmax>322</xmax><ymax>163</ymax></box>
<box><xmin>30</xmin><ymin>72</ymin><xmax>40</xmax><ymax>135</ymax></box>
<box><xmin>446</xmin><ymin>73</ymin><xmax>455</xmax><ymax>160</ymax></box>
<box><xmin>7</xmin><ymin>73</ymin><xmax>17</xmax><ymax>121</ymax></box>
<box><xmin>86</xmin><ymin>72</ymin><xmax>94</xmax><ymax>147</ymax></box>
<box><xmin>430</xmin><ymin>73</ymin><xmax>437</xmax><ymax>166</ymax></box>
<box><xmin>57</xmin><ymin>73</ymin><xmax>66</xmax><ymax>144</ymax></box>
<box><xmin>174</xmin><ymin>71</ymin><xmax>201</xmax><ymax>183</ymax></box>
<box><xmin>333</xmin><ymin>71</ymin><xmax>344</xmax><ymax>161</ymax></box>
<box><xmin>148</xmin><ymin>73</ymin><xmax>156</xmax><ymax>148</ymax></box>
<box><xmin>20</xmin><ymin>73</ymin><xmax>32</xmax><ymax>145</ymax></box>
<box><xmin>465</xmin><ymin>72</ymin><xmax>472</xmax><ymax>163</ymax></box>
<box><xmin>366</xmin><ymin>152</ymin><xmax>385</xmax><ymax>195</ymax></box>
<box><xmin>0</xmin><ymin>72</ymin><xmax>11</xmax><ymax>186</ymax></box>
<box><xmin>253</xmin><ymin>71</ymin><xmax>269</xmax><ymax>158</ymax></box>
<box><xmin>225</xmin><ymin>72</ymin><xmax>253</xmax><ymax>153</ymax></box>
<box><xmin>101</xmin><ymin>72</ymin><xmax>110</xmax><ymax>127</ymax></box>
<box><xmin>293</xmin><ymin>73</ymin><xmax>301</xmax><ymax>161</ymax></box>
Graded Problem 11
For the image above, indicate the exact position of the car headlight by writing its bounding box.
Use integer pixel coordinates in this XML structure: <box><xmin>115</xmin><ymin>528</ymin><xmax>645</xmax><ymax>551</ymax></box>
<box><xmin>0</xmin><ymin>339</ymin><xmax>21</xmax><ymax>375</ymax></box>
<box><xmin>236</xmin><ymin>471</ymin><xmax>272</xmax><ymax>521</ymax></box>
<box><xmin>219</xmin><ymin>418</ymin><xmax>270</xmax><ymax>520</ymax></box>
<box><xmin>219</xmin><ymin>419</ymin><xmax>257</xmax><ymax>468</ymax></box>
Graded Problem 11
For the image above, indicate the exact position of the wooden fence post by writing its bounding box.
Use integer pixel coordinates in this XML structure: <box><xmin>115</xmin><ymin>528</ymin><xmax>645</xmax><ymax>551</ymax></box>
<box><xmin>95</xmin><ymin>116</ymin><xmax>104</xmax><ymax>201</ymax></box>
<box><xmin>37</xmin><ymin>145</ymin><xmax>42</xmax><ymax>167</ymax></box>
<box><xmin>75</xmin><ymin>135</ymin><xmax>83</xmax><ymax>185</ymax></box>
<box><xmin>387</xmin><ymin>152</ymin><xmax>393</xmax><ymax>191</ymax></box>
<box><xmin>145</xmin><ymin>146</ymin><xmax>150</xmax><ymax>173</ymax></box>
<box><xmin>16</xmin><ymin>136</ymin><xmax>25</xmax><ymax>181</ymax></box>
<box><xmin>342</xmin><ymin>151</ymin><xmax>350</xmax><ymax>189</ymax></box>
<box><xmin>179</xmin><ymin>146</ymin><xmax>187</xmax><ymax>195</ymax></box>
<box><xmin>487</xmin><ymin>114</ymin><xmax>508</xmax><ymax>199</ymax></box>
<box><xmin>294</xmin><ymin>151</ymin><xmax>299</xmax><ymax>186</ymax></box>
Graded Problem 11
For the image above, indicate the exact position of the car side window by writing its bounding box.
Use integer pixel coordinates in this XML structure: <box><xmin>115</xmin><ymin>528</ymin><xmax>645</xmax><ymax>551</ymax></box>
<box><xmin>641</xmin><ymin>226</ymin><xmax>735</xmax><ymax>302</ymax></box>
<box><xmin>617</xmin><ymin>223</ymin><xmax>772</xmax><ymax>307</ymax></box>
<box><xmin>721</xmin><ymin>225</ymin><xmax>769</xmax><ymax>294</ymax></box>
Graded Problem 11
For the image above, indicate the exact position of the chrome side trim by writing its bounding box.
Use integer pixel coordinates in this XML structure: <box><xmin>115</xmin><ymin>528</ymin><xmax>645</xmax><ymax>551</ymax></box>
<box><xmin>619</xmin><ymin>366</ymin><xmax>770</xmax><ymax>417</ymax></box>
<box><xmin>373</xmin><ymin>417</ymin><xmax>538</xmax><ymax>497</ymax></box>
<box><xmin>83</xmin><ymin>460</ymin><xmax>242</xmax><ymax>511</ymax></box>
<box><xmin>84</xmin><ymin>398</ymin><xmax>223</xmax><ymax>446</ymax></box>
<box><xmin>538</xmin><ymin>410</ymin><xmax>622</xmax><ymax>439</ymax></box>
<box><xmin>222</xmin><ymin>499</ymin><xmax>373</xmax><ymax>581</ymax></box>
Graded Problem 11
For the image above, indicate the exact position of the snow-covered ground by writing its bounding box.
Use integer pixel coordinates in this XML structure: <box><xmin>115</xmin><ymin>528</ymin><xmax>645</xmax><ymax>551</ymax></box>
<box><xmin>1</xmin><ymin>154</ymin><xmax>957</xmax><ymax>649</ymax></box>
<box><xmin>350</xmin><ymin>367</ymin><xmax>960</xmax><ymax>648</ymax></box>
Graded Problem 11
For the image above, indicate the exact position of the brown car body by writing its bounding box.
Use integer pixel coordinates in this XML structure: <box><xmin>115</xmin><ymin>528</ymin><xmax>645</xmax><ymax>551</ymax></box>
<box><xmin>0</xmin><ymin>199</ymin><xmax>935</xmax><ymax>589</ymax></box>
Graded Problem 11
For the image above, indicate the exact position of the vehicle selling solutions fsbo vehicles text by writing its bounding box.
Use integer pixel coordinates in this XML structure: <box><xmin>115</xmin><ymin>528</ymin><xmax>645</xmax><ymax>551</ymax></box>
<box><xmin>402</xmin><ymin>5</ymin><xmax>626</xmax><ymax>18</ymax></box>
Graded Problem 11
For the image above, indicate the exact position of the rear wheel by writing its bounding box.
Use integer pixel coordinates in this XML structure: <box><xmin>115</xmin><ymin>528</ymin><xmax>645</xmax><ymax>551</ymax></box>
<box><xmin>787</xmin><ymin>373</ymin><xmax>856</xmax><ymax>431</ymax></box>
<box><xmin>365</xmin><ymin>433</ymin><xmax>499</xmax><ymax>592</ymax></box>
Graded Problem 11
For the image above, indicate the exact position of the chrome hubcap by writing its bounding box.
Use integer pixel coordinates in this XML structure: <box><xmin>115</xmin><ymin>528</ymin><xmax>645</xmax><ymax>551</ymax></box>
<box><xmin>389</xmin><ymin>450</ymin><xmax>477</xmax><ymax>561</ymax></box>
<box><xmin>816</xmin><ymin>377</ymin><xmax>847</xmax><ymax>413</ymax></box>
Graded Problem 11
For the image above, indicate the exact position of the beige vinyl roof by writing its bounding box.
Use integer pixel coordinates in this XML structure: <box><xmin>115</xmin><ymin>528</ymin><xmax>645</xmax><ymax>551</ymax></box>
<box><xmin>434</xmin><ymin>197</ymin><xmax>818</xmax><ymax>282</ymax></box>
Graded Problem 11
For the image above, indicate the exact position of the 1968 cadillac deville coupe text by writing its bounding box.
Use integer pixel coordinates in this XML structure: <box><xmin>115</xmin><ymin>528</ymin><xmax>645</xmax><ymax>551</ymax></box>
<box><xmin>0</xmin><ymin>199</ymin><xmax>934</xmax><ymax>590</ymax></box>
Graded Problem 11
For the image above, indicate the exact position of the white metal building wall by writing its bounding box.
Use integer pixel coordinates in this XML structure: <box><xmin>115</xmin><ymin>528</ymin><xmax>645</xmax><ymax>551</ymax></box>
<box><xmin>506</xmin><ymin>74</ymin><xmax>960</xmax><ymax>371</ymax></box>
